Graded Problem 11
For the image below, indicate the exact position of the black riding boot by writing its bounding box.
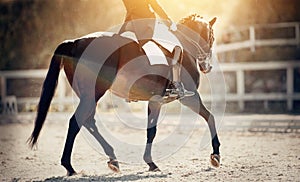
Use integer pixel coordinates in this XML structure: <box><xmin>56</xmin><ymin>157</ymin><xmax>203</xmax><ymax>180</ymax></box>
<box><xmin>169</xmin><ymin>46</ymin><xmax>194</xmax><ymax>99</ymax></box>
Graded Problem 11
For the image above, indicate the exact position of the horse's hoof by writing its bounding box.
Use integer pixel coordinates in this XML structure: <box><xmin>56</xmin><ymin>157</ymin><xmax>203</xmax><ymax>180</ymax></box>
<box><xmin>148</xmin><ymin>162</ymin><xmax>160</xmax><ymax>172</ymax></box>
<box><xmin>210</xmin><ymin>154</ymin><xmax>220</xmax><ymax>168</ymax></box>
<box><xmin>67</xmin><ymin>170</ymin><xmax>85</xmax><ymax>177</ymax></box>
<box><xmin>62</xmin><ymin>162</ymin><xmax>77</xmax><ymax>176</ymax></box>
<box><xmin>150</xmin><ymin>167</ymin><xmax>161</xmax><ymax>172</ymax></box>
<box><xmin>67</xmin><ymin>171</ymin><xmax>77</xmax><ymax>176</ymax></box>
<box><xmin>107</xmin><ymin>160</ymin><xmax>120</xmax><ymax>173</ymax></box>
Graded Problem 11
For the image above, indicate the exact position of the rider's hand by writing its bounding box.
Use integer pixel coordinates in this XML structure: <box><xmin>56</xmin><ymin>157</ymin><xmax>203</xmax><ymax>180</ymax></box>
<box><xmin>169</xmin><ymin>22</ymin><xmax>177</xmax><ymax>32</ymax></box>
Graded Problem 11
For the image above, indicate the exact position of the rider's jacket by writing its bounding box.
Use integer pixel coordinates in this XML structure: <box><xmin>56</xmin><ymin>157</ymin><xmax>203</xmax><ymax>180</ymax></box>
<box><xmin>122</xmin><ymin>0</ymin><xmax>169</xmax><ymax>21</ymax></box>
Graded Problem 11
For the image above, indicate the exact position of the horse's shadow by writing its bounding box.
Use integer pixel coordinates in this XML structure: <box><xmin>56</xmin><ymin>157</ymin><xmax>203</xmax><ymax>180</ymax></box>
<box><xmin>42</xmin><ymin>172</ymin><xmax>169</xmax><ymax>182</ymax></box>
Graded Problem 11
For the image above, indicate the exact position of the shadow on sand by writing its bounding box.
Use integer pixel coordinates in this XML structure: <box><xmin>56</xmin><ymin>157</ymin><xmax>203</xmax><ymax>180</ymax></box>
<box><xmin>42</xmin><ymin>172</ymin><xmax>169</xmax><ymax>182</ymax></box>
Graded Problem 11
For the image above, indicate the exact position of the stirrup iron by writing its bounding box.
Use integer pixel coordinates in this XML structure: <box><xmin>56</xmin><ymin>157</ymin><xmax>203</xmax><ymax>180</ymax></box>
<box><xmin>166</xmin><ymin>82</ymin><xmax>194</xmax><ymax>99</ymax></box>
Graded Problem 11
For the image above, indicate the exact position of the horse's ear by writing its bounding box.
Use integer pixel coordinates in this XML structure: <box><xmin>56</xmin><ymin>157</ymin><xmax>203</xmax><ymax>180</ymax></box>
<box><xmin>209</xmin><ymin>17</ymin><xmax>217</xmax><ymax>27</ymax></box>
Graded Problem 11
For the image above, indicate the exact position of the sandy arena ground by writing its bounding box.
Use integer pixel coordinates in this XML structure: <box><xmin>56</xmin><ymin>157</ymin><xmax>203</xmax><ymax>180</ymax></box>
<box><xmin>0</xmin><ymin>112</ymin><xmax>300</xmax><ymax>181</ymax></box>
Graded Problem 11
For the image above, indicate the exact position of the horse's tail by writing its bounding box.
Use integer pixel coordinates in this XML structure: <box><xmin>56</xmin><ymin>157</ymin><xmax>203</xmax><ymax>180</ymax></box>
<box><xmin>27</xmin><ymin>52</ymin><xmax>63</xmax><ymax>148</ymax></box>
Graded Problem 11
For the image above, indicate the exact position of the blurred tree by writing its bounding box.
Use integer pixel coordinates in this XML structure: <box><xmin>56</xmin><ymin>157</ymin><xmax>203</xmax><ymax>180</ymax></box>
<box><xmin>0</xmin><ymin>0</ymin><xmax>123</xmax><ymax>70</ymax></box>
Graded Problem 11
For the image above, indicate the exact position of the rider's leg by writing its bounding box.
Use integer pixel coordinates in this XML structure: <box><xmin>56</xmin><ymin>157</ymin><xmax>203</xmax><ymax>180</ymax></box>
<box><xmin>120</xmin><ymin>18</ymin><xmax>155</xmax><ymax>51</ymax></box>
<box><xmin>136</xmin><ymin>19</ymin><xmax>154</xmax><ymax>51</ymax></box>
<box><xmin>170</xmin><ymin>46</ymin><xmax>194</xmax><ymax>98</ymax></box>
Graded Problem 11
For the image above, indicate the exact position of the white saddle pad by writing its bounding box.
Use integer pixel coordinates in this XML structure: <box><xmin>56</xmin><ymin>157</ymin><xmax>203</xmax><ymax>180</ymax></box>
<box><xmin>152</xmin><ymin>20</ymin><xmax>182</xmax><ymax>53</ymax></box>
<box><xmin>120</xmin><ymin>32</ymin><xmax>169</xmax><ymax>66</ymax></box>
<box><xmin>142</xmin><ymin>41</ymin><xmax>169</xmax><ymax>65</ymax></box>
<box><xmin>120</xmin><ymin>20</ymin><xmax>183</xmax><ymax>66</ymax></box>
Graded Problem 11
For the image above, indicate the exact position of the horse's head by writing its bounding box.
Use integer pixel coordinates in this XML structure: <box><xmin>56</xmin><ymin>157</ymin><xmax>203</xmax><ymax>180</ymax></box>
<box><xmin>178</xmin><ymin>14</ymin><xmax>217</xmax><ymax>73</ymax></box>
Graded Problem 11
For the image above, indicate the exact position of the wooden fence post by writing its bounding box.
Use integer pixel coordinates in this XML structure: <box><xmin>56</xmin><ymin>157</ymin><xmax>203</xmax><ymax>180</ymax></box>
<box><xmin>296</xmin><ymin>23</ymin><xmax>300</xmax><ymax>47</ymax></box>
<box><xmin>0</xmin><ymin>76</ymin><xmax>6</xmax><ymax>100</ymax></box>
<box><xmin>57</xmin><ymin>73</ymin><xmax>66</xmax><ymax>111</ymax></box>
<box><xmin>237</xmin><ymin>69</ymin><xmax>245</xmax><ymax>111</ymax></box>
<box><xmin>287</xmin><ymin>66</ymin><xmax>294</xmax><ymax>111</ymax></box>
<box><xmin>249</xmin><ymin>26</ymin><xmax>256</xmax><ymax>52</ymax></box>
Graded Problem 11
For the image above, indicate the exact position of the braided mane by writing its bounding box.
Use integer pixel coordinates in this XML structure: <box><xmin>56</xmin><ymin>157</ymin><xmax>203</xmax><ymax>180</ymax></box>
<box><xmin>179</xmin><ymin>14</ymin><xmax>203</xmax><ymax>25</ymax></box>
<box><xmin>179</xmin><ymin>14</ymin><xmax>214</xmax><ymax>48</ymax></box>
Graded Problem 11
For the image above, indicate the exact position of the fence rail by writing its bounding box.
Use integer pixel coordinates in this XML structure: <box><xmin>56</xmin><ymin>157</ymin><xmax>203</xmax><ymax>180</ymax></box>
<box><xmin>0</xmin><ymin>70</ymin><xmax>69</xmax><ymax>112</ymax></box>
<box><xmin>219</xmin><ymin>61</ymin><xmax>300</xmax><ymax>111</ymax></box>
<box><xmin>216</xmin><ymin>22</ymin><xmax>300</xmax><ymax>53</ymax></box>
<box><xmin>1</xmin><ymin>61</ymin><xmax>299</xmax><ymax>112</ymax></box>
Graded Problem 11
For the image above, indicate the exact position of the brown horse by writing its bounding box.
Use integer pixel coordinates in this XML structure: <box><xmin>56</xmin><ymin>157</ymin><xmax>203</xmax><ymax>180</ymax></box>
<box><xmin>28</xmin><ymin>14</ymin><xmax>221</xmax><ymax>175</ymax></box>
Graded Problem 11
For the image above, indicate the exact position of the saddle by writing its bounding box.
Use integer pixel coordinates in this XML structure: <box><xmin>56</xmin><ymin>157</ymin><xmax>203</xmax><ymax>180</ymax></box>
<box><xmin>111</xmin><ymin>21</ymin><xmax>189</xmax><ymax>102</ymax></box>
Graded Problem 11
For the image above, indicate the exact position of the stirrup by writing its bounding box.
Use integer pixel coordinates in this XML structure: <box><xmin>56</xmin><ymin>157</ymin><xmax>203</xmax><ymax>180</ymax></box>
<box><xmin>167</xmin><ymin>82</ymin><xmax>195</xmax><ymax>99</ymax></box>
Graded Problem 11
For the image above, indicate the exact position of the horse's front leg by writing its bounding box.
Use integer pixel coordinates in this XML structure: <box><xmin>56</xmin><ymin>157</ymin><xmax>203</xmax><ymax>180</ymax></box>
<box><xmin>180</xmin><ymin>92</ymin><xmax>221</xmax><ymax>167</ymax></box>
<box><xmin>143</xmin><ymin>101</ymin><xmax>161</xmax><ymax>171</ymax></box>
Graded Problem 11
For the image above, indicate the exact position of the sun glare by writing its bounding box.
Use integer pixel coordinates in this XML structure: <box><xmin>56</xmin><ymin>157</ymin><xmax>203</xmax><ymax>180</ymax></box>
<box><xmin>158</xmin><ymin>0</ymin><xmax>240</xmax><ymax>36</ymax></box>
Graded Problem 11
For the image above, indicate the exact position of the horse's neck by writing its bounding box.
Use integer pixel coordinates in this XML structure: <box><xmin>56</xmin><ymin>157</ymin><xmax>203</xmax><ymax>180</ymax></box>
<box><xmin>177</xmin><ymin>26</ymin><xmax>201</xmax><ymax>42</ymax></box>
<box><xmin>174</xmin><ymin>28</ymin><xmax>200</xmax><ymax>81</ymax></box>
<box><xmin>175</xmin><ymin>29</ymin><xmax>200</xmax><ymax>61</ymax></box>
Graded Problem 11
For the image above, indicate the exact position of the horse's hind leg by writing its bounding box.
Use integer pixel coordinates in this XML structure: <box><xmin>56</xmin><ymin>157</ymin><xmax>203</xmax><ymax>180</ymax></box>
<box><xmin>83</xmin><ymin>118</ymin><xmax>119</xmax><ymax>172</ymax></box>
<box><xmin>180</xmin><ymin>92</ymin><xmax>221</xmax><ymax>167</ymax></box>
<box><xmin>61</xmin><ymin>98</ymin><xmax>98</xmax><ymax>176</ymax></box>
<box><xmin>143</xmin><ymin>101</ymin><xmax>161</xmax><ymax>171</ymax></box>
<box><xmin>61</xmin><ymin>114</ymin><xmax>80</xmax><ymax>176</ymax></box>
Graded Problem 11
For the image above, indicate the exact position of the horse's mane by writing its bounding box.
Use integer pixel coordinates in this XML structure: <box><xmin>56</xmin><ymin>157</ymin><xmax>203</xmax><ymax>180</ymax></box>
<box><xmin>179</xmin><ymin>14</ymin><xmax>204</xmax><ymax>25</ymax></box>
<box><xmin>179</xmin><ymin>14</ymin><xmax>214</xmax><ymax>49</ymax></box>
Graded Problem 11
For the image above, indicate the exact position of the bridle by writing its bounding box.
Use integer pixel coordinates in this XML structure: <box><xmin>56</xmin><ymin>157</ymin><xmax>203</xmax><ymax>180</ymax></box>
<box><xmin>177</xmin><ymin>15</ymin><xmax>214</xmax><ymax>69</ymax></box>
<box><xmin>197</xmin><ymin>24</ymin><xmax>214</xmax><ymax>69</ymax></box>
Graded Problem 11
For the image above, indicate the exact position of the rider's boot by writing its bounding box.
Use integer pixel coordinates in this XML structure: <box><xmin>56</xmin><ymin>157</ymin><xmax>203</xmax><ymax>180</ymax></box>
<box><xmin>169</xmin><ymin>46</ymin><xmax>194</xmax><ymax>99</ymax></box>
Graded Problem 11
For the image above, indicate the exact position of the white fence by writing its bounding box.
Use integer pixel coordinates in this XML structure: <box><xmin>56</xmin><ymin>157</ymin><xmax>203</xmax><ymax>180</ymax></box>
<box><xmin>216</xmin><ymin>22</ymin><xmax>300</xmax><ymax>53</ymax></box>
<box><xmin>219</xmin><ymin>61</ymin><xmax>300</xmax><ymax>111</ymax></box>
<box><xmin>0</xmin><ymin>70</ymin><xmax>71</xmax><ymax>111</ymax></box>
<box><xmin>1</xmin><ymin>61</ymin><xmax>300</xmax><ymax>112</ymax></box>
